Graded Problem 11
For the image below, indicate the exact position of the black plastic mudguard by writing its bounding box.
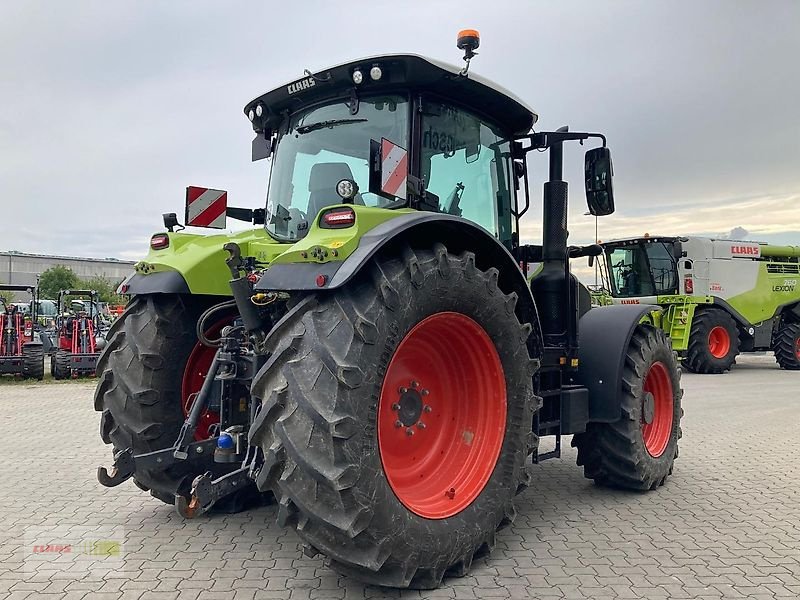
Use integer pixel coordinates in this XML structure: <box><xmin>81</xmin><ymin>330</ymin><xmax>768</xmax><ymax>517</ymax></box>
<box><xmin>258</xmin><ymin>211</ymin><xmax>531</xmax><ymax>298</ymax></box>
<box><xmin>576</xmin><ymin>304</ymin><xmax>656</xmax><ymax>423</ymax></box>
<box><xmin>118</xmin><ymin>271</ymin><xmax>190</xmax><ymax>295</ymax></box>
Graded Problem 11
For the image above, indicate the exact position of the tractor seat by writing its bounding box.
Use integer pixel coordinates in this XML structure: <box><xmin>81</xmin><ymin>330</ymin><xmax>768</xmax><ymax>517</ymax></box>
<box><xmin>307</xmin><ymin>162</ymin><xmax>363</xmax><ymax>219</ymax></box>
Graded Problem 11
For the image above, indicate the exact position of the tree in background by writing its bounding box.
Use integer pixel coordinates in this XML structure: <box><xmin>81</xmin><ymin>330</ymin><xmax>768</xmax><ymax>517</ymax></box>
<box><xmin>83</xmin><ymin>276</ymin><xmax>126</xmax><ymax>304</ymax></box>
<box><xmin>0</xmin><ymin>283</ymin><xmax>11</xmax><ymax>304</ymax></box>
<box><xmin>38</xmin><ymin>266</ymin><xmax>80</xmax><ymax>299</ymax></box>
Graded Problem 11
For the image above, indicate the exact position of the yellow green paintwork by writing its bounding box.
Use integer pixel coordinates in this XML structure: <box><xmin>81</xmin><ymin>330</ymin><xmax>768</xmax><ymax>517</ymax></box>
<box><xmin>134</xmin><ymin>205</ymin><xmax>410</xmax><ymax>296</ymax></box>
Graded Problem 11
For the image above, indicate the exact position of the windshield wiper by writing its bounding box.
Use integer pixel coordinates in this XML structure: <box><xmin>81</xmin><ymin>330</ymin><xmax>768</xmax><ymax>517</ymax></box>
<box><xmin>295</xmin><ymin>118</ymin><xmax>367</xmax><ymax>135</ymax></box>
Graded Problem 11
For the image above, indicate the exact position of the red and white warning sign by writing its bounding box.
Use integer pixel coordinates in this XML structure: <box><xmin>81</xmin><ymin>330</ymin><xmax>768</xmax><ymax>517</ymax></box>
<box><xmin>380</xmin><ymin>138</ymin><xmax>408</xmax><ymax>200</ymax></box>
<box><xmin>185</xmin><ymin>186</ymin><xmax>228</xmax><ymax>229</ymax></box>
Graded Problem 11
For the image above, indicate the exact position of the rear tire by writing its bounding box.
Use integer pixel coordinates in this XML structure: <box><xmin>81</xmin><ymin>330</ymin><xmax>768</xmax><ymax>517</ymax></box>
<box><xmin>682</xmin><ymin>309</ymin><xmax>740</xmax><ymax>374</ymax></box>
<box><xmin>572</xmin><ymin>325</ymin><xmax>682</xmax><ymax>490</ymax></box>
<box><xmin>773</xmin><ymin>321</ymin><xmax>800</xmax><ymax>370</ymax></box>
<box><xmin>94</xmin><ymin>294</ymin><xmax>261</xmax><ymax>507</ymax></box>
<box><xmin>249</xmin><ymin>244</ymin><xmax>539</xmax><ymax>588</ymax></box>
<box><xmin>22</xmin><ymin>343</ymin><xmax>44</xmax><ymax>380</ymax></box>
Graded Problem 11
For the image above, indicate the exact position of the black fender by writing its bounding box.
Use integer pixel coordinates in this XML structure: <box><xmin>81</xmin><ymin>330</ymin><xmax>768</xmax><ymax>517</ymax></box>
<box><xmin>256</xmin><ymin>212</ymin><xmax>543</xmax><ymax>357</ymax></box>
<box><xmin>576</xmin><ymin>304</ymin><xmax>657</xmax><ymax>423</ymax></box>
<box><xmin>117</xmin><ymin>271</ymin><xmax>190</xmax><ymax>295</ymax></box>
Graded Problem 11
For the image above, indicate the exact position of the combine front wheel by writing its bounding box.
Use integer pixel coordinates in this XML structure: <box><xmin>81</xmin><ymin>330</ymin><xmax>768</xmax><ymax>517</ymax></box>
<box><xmin>250</xmin><ymin>244</ymin><xmax>539</xmax><ymax>588</ymax></box>
<box><xmin>682</xmin><ymin>309</ymin><xmax>740</xmax><ymax>374</ymax></box>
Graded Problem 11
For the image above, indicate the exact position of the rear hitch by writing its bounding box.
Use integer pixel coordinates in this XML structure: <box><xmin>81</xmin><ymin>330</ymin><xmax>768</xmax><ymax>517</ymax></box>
<box><xmin>97</xmin><ymin>448</ymin><xmax>135</xmax><ymax>487</ymax></box>
<box><xmin>175</xmin><ymin>466</ymin><xmax>252</xmax><ymax>518</ymax></box>
<box><xmin>97</xmin><ymin>438</ymin><xmax>218</xmax><ymax>487</ymax></box>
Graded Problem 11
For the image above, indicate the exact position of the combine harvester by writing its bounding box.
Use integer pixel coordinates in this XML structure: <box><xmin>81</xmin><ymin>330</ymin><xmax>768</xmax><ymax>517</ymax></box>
<box><xmin>596</xmin><ymin>236</ymin><xmax>800</xmax><ymax>372</ymax></box>
<box><xmin>96</xmin><ymin>32</ymin><xmax>684</xmax><ymax>588</ymax></box>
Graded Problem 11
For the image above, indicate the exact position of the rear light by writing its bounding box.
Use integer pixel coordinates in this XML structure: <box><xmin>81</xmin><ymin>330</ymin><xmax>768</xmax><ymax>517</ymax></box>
<box><xmin>150</xmin><ymin>233</ymin><xmax>170</xmax><ymax>250</ymax></box>
<box><xmin>320</xmin><ymin>208</ymin><xmax>356</xmax><ymax>229</ymax></box>
<box><xmin>684</xmin><ymin>277</ymin><xmax>694</xmax><ymax>294</ymax></box>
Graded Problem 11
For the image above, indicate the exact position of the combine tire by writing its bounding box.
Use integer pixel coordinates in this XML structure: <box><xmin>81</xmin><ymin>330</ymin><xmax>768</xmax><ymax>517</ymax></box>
<box><xmin>22</xmin><ymin>343</ymin><xmax>44</xmax><ymax>380</ymax></box>
<box><xmin>94</xmin><ymin>294</ymin><xmax>261</xmax><ymax>509</ymax></box>
<box><xmin>52</xmin><ymin>350</ymin><xmax>70</xmax><ymax>380</ymax></box>
<box><xmin>572</xmin><ymin>325</ymin><xmax>682</xmax><ymax>490</ymax></box>
<box><xmin>773</xmin><ymin>321</ymin><xmax>800</xmax><ymax>370</ymax></box>
<box><xmin>250</xmin><ymin>244</ymin><xmax>539</xmax><ymax>588</ymax></box>
<box><xmin>682</xmin><ymin>309</ymin><xmax>740</xmax><ymax>373</ymax></box>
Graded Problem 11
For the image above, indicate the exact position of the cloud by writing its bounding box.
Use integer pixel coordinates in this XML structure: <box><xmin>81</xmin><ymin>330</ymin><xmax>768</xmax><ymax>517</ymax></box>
<box><xmin>1</xmin><ymin>1</ymin><xmax>798</xmax><ymax>262</ymax></box>
<box><xmin>520</xmin><ymin>193</ymin><xmax>800</xmax><ymax>247</ymax></box>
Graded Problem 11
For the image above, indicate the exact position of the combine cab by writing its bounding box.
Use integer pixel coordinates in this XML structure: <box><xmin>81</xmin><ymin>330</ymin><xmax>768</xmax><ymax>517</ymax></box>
<box><xmin>597</xmin><ymin>236</ymin><xmax>800</xmax><ymax>372</ymax></box>
<box><xmin>0</xmin><ymin>284</ymin><xmax>44</xmax><ymax>380</ymax></box>
<box><xmin>52</xmin><ymin>290</ymin><xmax>104</xmax><ymax>379</ymax></box>
<box><xmin>97</xmin><ymin>33</ymin><xmax>683</xmax><ymax>588</ymax></box>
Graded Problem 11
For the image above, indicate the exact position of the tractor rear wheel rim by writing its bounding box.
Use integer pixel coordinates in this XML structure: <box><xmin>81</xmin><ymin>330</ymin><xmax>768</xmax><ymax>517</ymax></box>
<box><xmin>707</xmin><ymin>326</ymin><xmax>730</xmax><ymax>359</ymax></box>
<box><xmin>181</xmin><ymin>318</ymin><xmax>229</xmax><ymax>441</ymax></box>
<box><xmin>378</xmin><ymin>312</ymin><xmax>506</xmax><ymax>519</ymax></box>
<box><xmin>794</xmin><ymin>336</ymin><xmax>800</xmax><ymax>360</ymax></box>
<box><xmin>641</xmin><ymin>361</ymin><xmax>674</xmax><ymax>457</ymax></box>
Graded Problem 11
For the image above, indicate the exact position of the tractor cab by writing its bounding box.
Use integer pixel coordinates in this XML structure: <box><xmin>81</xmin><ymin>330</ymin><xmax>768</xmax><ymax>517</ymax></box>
<box><xmin>243</xmin><ymin>52</ymin><xmax>537</xmax><ymax>247</ymax></box>
<box><xmin>600</xmin><ymin>237</ymin><xmax>681</xmax><ymax>298</ymax></box>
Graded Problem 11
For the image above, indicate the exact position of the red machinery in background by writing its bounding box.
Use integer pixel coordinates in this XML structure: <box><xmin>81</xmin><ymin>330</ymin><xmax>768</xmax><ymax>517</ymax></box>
<box><xmin>0</xmin><ymin>284</ymin><xmax>44</xmax><ymax>379</ymax></box>
<box><xmin>52</xmin><ymin>289</ymin><xmax>103</xmax><ymax>379</ymax></box>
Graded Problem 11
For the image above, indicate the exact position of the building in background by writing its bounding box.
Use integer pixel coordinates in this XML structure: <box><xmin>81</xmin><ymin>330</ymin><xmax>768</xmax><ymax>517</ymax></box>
<box><xmin>0</xmin><ymin>251</ymin><xmax>134</xmax><ymax>299</ymax></box>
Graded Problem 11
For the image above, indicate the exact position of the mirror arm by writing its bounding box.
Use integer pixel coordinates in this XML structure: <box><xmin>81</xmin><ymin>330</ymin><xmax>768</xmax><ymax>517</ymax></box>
<box><xmin>516</xmin><ymin>131</ymin><xmax>607</xmax><ymax>154</ymax></box>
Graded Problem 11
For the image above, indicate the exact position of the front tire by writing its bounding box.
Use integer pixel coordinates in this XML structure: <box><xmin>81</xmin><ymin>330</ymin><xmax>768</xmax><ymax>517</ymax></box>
<box><xmin>22</xmin><ymin>343</ymin><xmax>44</xmax><ymax>380</ymax></box>
<box><xmin>572</xmin><ymin>325</ymin><xmax>682</xmax><ymax>490</ymax></box>
<box><xmin>249</xmin><ymin>244</ymin><xmax>539</xmax><ymax>588</ymax></box>
<box><xmin>773</xmin><ymin>321</ymin><xmax>800</xmax><ymax>370</ymax></box>
<box><xmin>682</xmin><ymin>308</ymin><xmax>740</xmax><ymax>374</ymax></box>
<box><xmin>52</xmin><ymin>350</ymin><xmax>70</xmax><ymax>380</ymax></box>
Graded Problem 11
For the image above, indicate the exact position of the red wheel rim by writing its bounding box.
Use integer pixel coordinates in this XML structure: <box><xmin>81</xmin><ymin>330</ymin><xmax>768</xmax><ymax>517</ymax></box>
<box><xmin>181</xmin><ymin>318</ymin><xmax>230</xmax><ymax>441</ymax></box>
<box><xmin>641</xmin><ymin>361</ymin><xmax>674</xmax><ymax>458</ymax></box>
<box><xmin>707</xmin><ymin>326</ymin><xmax>730</xmax><ymax>359</ymax></box>
<box><xmin>794</xmin><ymin>337</ymin><xmax>800</xmax><ymax>360</ymax></box>
<box><xmin>378</xmin><ymin>312</ymin><xmax>506</xmax><ymax>519</ymax></box>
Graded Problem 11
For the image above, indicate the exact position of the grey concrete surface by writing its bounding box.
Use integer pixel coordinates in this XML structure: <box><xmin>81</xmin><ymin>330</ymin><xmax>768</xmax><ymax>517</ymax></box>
<box><xmin>0</xmin><ymin>353</ymin><xmax>798</xmax><ymax>599</ymax></box>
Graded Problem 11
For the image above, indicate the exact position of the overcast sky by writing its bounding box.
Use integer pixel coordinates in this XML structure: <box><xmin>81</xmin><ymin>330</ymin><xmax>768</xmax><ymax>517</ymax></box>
<box><xmin>1</xmin><ymin>1</ymin><xmax>798</xmax><ymax>261</ymax></box>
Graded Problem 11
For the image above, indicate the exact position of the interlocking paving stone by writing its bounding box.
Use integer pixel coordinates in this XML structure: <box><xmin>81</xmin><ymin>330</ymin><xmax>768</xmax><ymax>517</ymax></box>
<box><xmin>1</xmin><ymin>354</ymin><xmax>799</xmax><ymax>599</ymax></box>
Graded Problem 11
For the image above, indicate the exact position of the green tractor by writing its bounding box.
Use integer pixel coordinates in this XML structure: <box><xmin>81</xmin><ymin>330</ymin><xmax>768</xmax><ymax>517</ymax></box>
<box><xmin>97</xmin><ymin>33</ymin><xmax>683</xmax><ymax>588</ymax></box>
<box><xmin>595</xmin><ymin>235</ymin><xmax>800</xmax><ymax>373</ymax></box>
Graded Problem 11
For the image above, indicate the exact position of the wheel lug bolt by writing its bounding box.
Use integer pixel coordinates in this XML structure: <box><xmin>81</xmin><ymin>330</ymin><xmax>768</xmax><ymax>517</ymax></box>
<box><xmin>445</xmin><ymin>488</ymin><xmax>455</xmax><ymax>499</ymax></box>
<box><xmin>423</xmin><ymin>405</ymin><xmax>432</xmax><ymax>413</ymax></box>
<box><xmin>410</xmin><ymin>381</ymin><xmax>419</xmax><ymax>389</ymax></box>
<box><xmin>399</xmin><ymin>386</ymin><xmax>408</xmax><ymax>394</ymax></box>
<box><xmin>394</xmin><ymin>420</ymin><xmax>402</xmax><ymax>428</ymax></box>
<box><xmin>391</xmin><ymin>403</ymin><xmax>400</xmax><ymax>411</ymax></box>
<box><xmin>406</xmin><ymin>428</ymin><xmax>414</xmax><ymax>436</ymax></box>
<box><xmin>421</xmin><ymin>389</ymin><xmax>429</xmax><ymax>396</ymax></box>
<box><xmin>417</xmin><ymin>421</ymin><xmax>425</xmax><ymax>429</ymax></box>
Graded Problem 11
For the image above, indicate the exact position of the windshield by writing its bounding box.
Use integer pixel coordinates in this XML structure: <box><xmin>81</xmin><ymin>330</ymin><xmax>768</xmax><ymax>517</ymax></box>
<box><xmin>265</xmin><ymin>95</ymin><xmax>409</xmax><ymax>241</ymax></box>
<box><xmin>606</xmin><ymin>241</ymin><xmax>678</xmax><ymax>297</ymax></box>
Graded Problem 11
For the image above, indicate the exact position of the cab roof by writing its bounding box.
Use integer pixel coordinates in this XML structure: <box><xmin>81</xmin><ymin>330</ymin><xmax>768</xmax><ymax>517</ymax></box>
<box><xmin>245</xmin><ymin>54</ymin><xmax>538</xmax><ymax>137</ymax></box>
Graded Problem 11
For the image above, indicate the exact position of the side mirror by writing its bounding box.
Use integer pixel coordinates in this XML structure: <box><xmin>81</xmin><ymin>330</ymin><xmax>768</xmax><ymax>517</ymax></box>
<box><xmin>585</xmin><ymin>147</ymin><xmax>615</xmax><ymax>216</ymax></box>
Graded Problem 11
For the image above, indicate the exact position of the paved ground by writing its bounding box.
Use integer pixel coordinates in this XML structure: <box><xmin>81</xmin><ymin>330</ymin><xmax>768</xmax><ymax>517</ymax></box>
<box><xmin>0</xmin><ymin>354</ymin><xmax>798</xmax><ymax>599</ymax></box>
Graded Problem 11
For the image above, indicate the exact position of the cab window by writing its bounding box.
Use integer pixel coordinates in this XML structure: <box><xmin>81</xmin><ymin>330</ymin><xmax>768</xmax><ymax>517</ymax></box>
<box><xmin>420</xmin><ymin>102</ymin><xmax>514</xmax><ymax>246</ymax></box>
